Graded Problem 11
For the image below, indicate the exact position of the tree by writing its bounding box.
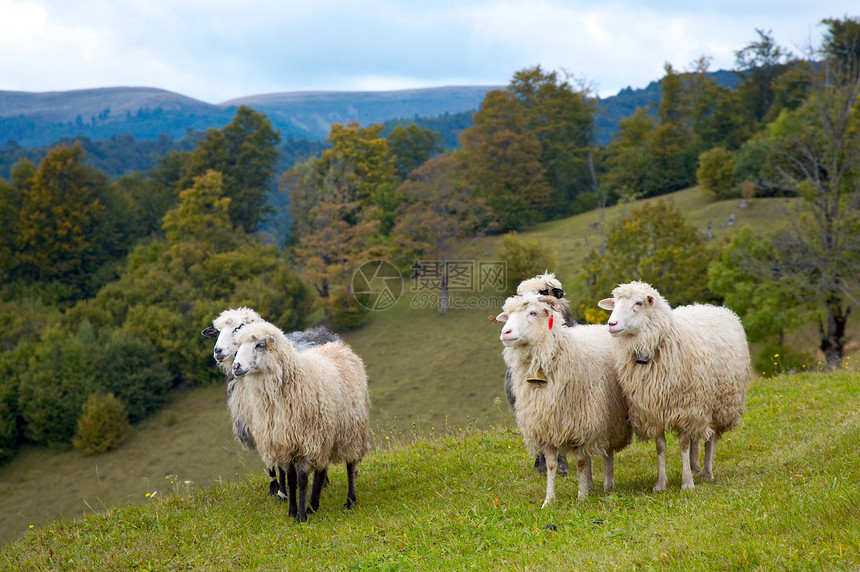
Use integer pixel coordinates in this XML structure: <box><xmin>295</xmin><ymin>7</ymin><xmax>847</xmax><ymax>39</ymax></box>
<box><xmin>508</xmin><ymin>66</ymin><xmax>597</xmax><ymax>216</ymax></box>
<box><xmin>697</xmin><ymin>147</ymin><xmax>737</xmax><ymax>199</ymax></box>
<box><xmin>12</xmin><ymin>145</ymin><xmax>108</xmax><ymax>290</ymax></box>
<box><xmin>162</xmin><ymin>169</ymin><xmax>236</xmax><ymax>266</ymax></box>
<box><xmin>708</xmin><ymin>226</ymin><xmax>809</xmax><ymax>349</ymax></box>
<box><xmin>604</xmin><ymin>107</ymin><xmax>657</xmax><ymax>202</ymax></box>
<box><xmin>757</xmin><ymin>26</ymin><xmax>860</xmax><ymax>367</ymax></box>
<box><xmin>577</xmin><ymin>199</ymin><xmax>719</xmax><ymax>323</ymax></box>
<box><xmin>179</xmin><ymin>106</ymin><xmax>280</xmax><ymax>233</ymax></box>
<box><xmin>387</xmin><ymin>123</ymin><xmax>444</xmax><ymax>180</ymax></box>
<box><xmin>734</xmin><ymin>29</ymin><xmax>793</xmax><ymax>125</ymax></box>
<box><xmin>284</xmin><ymin>122</ymin><xmax>397</xmax><ymax>327</ymax></box>
<box><xmin>392</xmin><ymin>154</ymin><xmax>489</xmax><ymax>313</ymax></box>
<box><xmin>460</xmin><ymin>89</ymin><xmax>552</xmax><ymax>230</ymax></box>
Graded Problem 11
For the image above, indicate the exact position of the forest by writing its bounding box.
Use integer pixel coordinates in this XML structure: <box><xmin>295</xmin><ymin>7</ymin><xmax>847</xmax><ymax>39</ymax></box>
<box><xmin>0</xmin><ymin>18</ymin><xmax>857</xmax><ymax>463</ymax></box>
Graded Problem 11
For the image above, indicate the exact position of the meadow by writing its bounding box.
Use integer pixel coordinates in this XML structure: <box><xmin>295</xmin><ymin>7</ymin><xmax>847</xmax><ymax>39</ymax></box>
<box><xmin>1</xmin><ymin>187</ymin><xmax>858</xmax><ymax>566</ymax></box>
<box><xmin>2</xmin><ymin>370</ymin><xmax>858</xmax><ymax>570</ymax></box>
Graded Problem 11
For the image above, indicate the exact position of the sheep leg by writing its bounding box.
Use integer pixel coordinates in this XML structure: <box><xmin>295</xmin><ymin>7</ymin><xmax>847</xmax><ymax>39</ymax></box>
<box><xmin>541</xmin><ymin>447</ymin><xmax>558</xmax><ymax>508</ymax></box>
<box><xmin>576</xmin><ymin>456</ymin><xmax>592</xmax><ymax>500</ymax></box>
<box><xmin>653</xmin><ymin>434</ymin><xmax>668</xmax><ymax>492</ymax></box>
<box><xmin>603</xmin><ymin>451</ymin><xmax>615</xmax><ymax>491</ymax></box>
<box><xmin>268</xmin><ymin>467</ymin><xmax>278</xmax><ymax>496</ymax></box>
<box><xmin>534</xmin><ymin>453</ymin><xmax>547</xmax><ymax>475</ymax></box>
<box><xmin>557</xmin><ymin>452</ymin><xmax>568</xmax><ymax>476</ymax></box>
<box><xmin>690</xmin><ymin>440</ymin><xmax>701</xmax><ymax>476</ymax></box>
<box><xmin>283</xmin><ymin>464</ymin><xmax>298</xmax><ymax>518</ymax></box>
<box><xmin>307</xmin><ymin>468</ymin><xmax>328</xmax><ymax>513</ymax></box>
<box><xmin>295</xmin><ymin>466</ymin><xmax>310</xmax><ymax>523</ymax></box>
<box><xmin>679</xmin><ymin>434</ymin><xmax>695</xmax><ymax>490</ymax></box>
<box><xmin>344</xmin><ymin>462</ymin><xmax>358</xmax><ymax>509</ymax></box>
<box><xmin>585</xmin><ymin>456</ymin><xmax>593</xmax><ymax>490</ymax></box>
<box><xmin>702</xmin><ymin>433</ymin><xmax>717</xmax><ymax>482</ymax></box>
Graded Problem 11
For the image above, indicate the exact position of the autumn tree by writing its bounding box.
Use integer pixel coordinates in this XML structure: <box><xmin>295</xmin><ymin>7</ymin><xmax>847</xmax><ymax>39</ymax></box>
<box><xmin>460</xmin><ymin>89</ymin><xmax>552</xmax><ymax>230</ymax></box>
<box><xmin>508</xmin><ymin>66</ymin><xmax>597</xmax><ymax>216</ymax></box>
<box><xmin>284</xmin><ymin>122</ymin><xmax>395</xmax><ymax>326</ymax></box>
<box><xmin>391</xmin><ymin>154</ymin><xmax>489</xmax><ymax>313</ymax></box>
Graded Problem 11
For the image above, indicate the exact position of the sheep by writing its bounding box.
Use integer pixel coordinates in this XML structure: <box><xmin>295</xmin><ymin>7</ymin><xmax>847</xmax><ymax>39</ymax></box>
<box><xmin>231</xmin><ymin>320</ymin><xmax>371</xmax><ymax>523</ymax></box>
<box><xmin>597</xmin><ymin>281</ymin><xmax>750</xmax><ymax>492</ymax></box>
<box><xmin>502</xmin><ymin>273</ymin><xmax>576</xmax><ymax>476</ymax></box>
<box><xmin>496</xmin><ymin>294</ymin><xmax>632</xmax><ymax>507</ymax></box>
<box><xmin>201</xmin><ymin>308</ymin><xmax>340</xmax><ymax>502</ymax></box>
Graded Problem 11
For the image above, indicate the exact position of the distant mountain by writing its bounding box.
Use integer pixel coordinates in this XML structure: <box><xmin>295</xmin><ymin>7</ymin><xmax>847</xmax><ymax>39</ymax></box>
<box><xmin>0</xmin><ymin>71</ymin><xmax>740</xmax><ymax>149</ymax></box>
<box><xmin>0</xmin><ymin>85</ymin><xmax>501</xmax><ymax>147</ymax></box>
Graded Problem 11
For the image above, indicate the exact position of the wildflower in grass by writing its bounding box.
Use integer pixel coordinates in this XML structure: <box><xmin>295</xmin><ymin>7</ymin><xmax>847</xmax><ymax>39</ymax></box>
<box><xmin>29</xmin><ymin>525</ymin><xmax>33</xmax><ymax>529</ymax></box>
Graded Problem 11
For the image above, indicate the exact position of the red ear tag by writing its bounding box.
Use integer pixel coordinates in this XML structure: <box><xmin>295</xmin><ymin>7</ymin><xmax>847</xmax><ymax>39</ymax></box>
<box><xmin>548</xmin><ymin>315</ymin><xmax>554</xmax><ymax>330</ymax></box>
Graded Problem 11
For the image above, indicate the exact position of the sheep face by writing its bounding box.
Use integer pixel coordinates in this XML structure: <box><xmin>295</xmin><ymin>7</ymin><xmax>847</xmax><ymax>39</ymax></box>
<box><xmin>496</xmin><ymin>295</ymin><xmax>559</xmax><ymax>347</ymax></box>
<box><xmin>598</xmin><ymin>286</ymin><xmax>659</xmax><ymax>337</ymax></box>
<box><xmin>212</xmin><ymin>325</ymin><xmax>243</xmax><ymax>363</ymax></box>
<box><xmin>204</xmin><ymin>307</ymin><xmax>262</xmax><ymax>364</ymax></box>
<box><xmin>232</xmin><ymin>335</ymin><xmax>271</xmax><ymax>377</ymax></box>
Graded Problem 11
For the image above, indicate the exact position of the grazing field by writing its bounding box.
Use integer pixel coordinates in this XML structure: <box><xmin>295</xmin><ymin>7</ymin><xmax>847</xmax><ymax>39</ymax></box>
<box><xmin>1</xmin><ymin>187</ymin><xmax>856</xmax><ymax>553</ymax></box>
<box><xmin>2</xmin><ymin>371</ymin><xmax>858</xmax><ymax>570</ymax></box>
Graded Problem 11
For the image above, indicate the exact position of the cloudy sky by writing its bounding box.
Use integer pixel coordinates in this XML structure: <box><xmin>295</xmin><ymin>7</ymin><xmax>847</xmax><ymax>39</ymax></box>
<box><xmin>0</xmin><ymin>1</ymin><xmax>855</xmax><ymax>103</ymax></box>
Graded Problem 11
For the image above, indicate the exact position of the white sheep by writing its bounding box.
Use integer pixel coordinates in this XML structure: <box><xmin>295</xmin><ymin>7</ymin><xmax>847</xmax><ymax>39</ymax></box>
<box><xmin>497</xmin><ymin>294</ymin><xmax>632</xmax><ymax>507</ymax></box>
<box><xmin>598</xmin><ymin>281</ymin><xmax>751</xmax><ymax>491</ymax></box>
<box><xmin>202</xmin><ymin>308</ymin><xmax>339</xmax><ymax>503</ymax></box>
<box><xmin>501</xmin><ymin>273</ymin><xmax>576</xmax><ymax>476</ymax></box>
<box><xmin>232</xmin><ymin>320</ymin><xmax>371</xmax><ymax>523</ymax></box>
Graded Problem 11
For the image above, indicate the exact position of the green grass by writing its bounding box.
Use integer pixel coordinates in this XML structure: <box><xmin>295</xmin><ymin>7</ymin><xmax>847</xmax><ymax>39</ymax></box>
<box><xmin>2</xmin><ymin>371</ymin><xmax>858</xmax><ymax>570</ymax></box>
<box><xmin>1</xmin><ymin>186</ymin><xmax>857</xmax><ymax>555</ymax></box>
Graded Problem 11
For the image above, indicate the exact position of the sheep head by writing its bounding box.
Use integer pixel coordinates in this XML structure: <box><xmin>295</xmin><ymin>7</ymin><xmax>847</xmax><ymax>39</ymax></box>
<box><xmin>516</xmin><ymin>272</ymin><xmax>565</xmax><ymax>300</ymax></box>
<box><xmin>232</xmin><ymin>321</ymin><xmax>282</xmax><ymax>377</ymax></box>
<box><xmin>205</xmin><ymin>307</ymin><xmax>262</xmax><ymax>363</ymax></box>
<box><xmin>597</xmin><ymin>281</ymin><xmax>666</xmax><ymax>337</ymax></box>
<box><xmin>496</xmin><ymin>294</ymin><xmax>561</xmax><ymax>348</ymax></box>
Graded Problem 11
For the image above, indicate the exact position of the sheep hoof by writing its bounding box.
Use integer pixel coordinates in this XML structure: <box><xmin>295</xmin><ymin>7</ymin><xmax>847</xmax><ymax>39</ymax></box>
<box><xmin>295</xmin><ymin>512</ymin><xmax>308</xmax><ymax>523</ymax></box>
<box><xmin>681</xmin><ymin>481</ymin><xmax>695</xmax><ymax>491</ymax></box>
<box><xmin>701</xmin><ymin>471</ymin><xmax>714</xmax><ymax>482</ymax></box>
<box><xmin>269</xmin><ymin>482</ymin><xmax>279</xmax><ymax>496</ymax></box>
<box><xmin>653</xmin><ymin>481</ymin><xmax>667</xmax><ymax>493</ymax></box>
<box><xmin>541</xmin><ymin>498</ymin><xmax>556</xmax><ymax>509</ymax></box>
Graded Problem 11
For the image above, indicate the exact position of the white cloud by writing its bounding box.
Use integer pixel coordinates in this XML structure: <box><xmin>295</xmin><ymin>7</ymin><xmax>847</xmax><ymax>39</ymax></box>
<box><xmin>0</xmin><ymin>0</ymin><xmax>855</xmax><ymax>102</ymax></box>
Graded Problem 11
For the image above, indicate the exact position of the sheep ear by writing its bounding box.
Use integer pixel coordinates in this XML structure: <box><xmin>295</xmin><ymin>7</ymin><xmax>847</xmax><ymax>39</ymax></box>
<box><xmin>201</xmin><ymin>326</ymin><xmax>218</xmax><ymax>338</ymax></box>
<box><xmin>597</xmin><ymin>298</ymin><xmax>615</xmax><ymax>311</ymax></box>
<box><xmin>551</xmin><ymin>287</ymin><xmax>565</xmax><ymax>299</ymax></box>
<box><xmin>647</xmin><ymin>295</ymin><xmax>655</xmax><ymax>306</ymax></box>
<box><xmin>495</xmin><ymin>312</ymin><xmax>508</xmax><ymax>323</ymax></box>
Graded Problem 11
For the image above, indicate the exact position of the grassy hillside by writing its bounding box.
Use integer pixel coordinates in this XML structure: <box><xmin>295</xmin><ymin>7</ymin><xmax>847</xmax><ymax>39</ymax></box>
<box><xmin>3</xmin><ymin>370</ymin><xmax>858</xmax><ymax>570</ymax></box>
<box><xmin>1</xmin><ymin>188</ymin><xmax>855</xmax><ymax>547</ymax></box>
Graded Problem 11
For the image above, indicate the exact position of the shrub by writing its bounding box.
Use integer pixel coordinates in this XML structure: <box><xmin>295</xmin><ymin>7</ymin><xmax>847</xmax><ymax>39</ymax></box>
<box><xmin>18</xmin><ymin>327</ymin><xmax>95</xmax><ymax>447</ymax></box>
<box><xmin>95</xmin><ymin>333</ymin><xmax>173</xmax><ymax>423</ymax></box>
<box><xmin>72</xmin><ymin>393</ymin><xmax>130</xmax><ymax>455</ymax></box>
<box><xmin>498</xmin><ymin>232</ymin><xmax>559</xmax><ymax>295</ymax></box>
<box><xmin>697</xmin><ymin>146</ymin><xmax>738</xmax><ymax>199</ymax></box>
